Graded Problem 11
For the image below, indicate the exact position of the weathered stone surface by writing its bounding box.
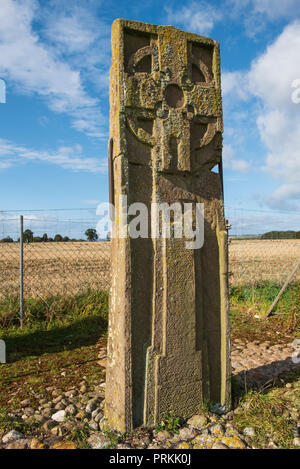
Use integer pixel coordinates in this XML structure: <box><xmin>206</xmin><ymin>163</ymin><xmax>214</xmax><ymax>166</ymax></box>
<box><xmin>178</xmin><ymin>427</ymin><xmax>196</xmax><ymax>440</ymax></box>
<box><xmin>51</xmin><ymin>410</ymin><xmax>66</xmax><ymax>422</ymax></box>
<box><xmin>243</xmin><ymin>426</ymin><xmax>255</xmax><ymax>437</ymax></box>
<box><xmin>212</xmin><ymin>442</ymin><xmax>228</xmax><ymax>449</ymax></box>
<box><xmin>187</xmin><ymin>414</ymin><xmax>208</xmax><ymax>429</ymax></box>
<box><xmin>5</xmin><ymin>440</ymin><xmax>29</xmax><ymax>450</ymax></box>
<box><xmin>87</xmin><ymin>433</ymin><xmax>110</xmax><ymax>449</ymax></box>
<box><xmin>52</xmin><ymin>441</ymin><xmax>77</xmax><ymax>450</ymax></box>
<box><xmin>105</xmin><ymin>18</ymin><xmax>230</xmax><ymax>432</ymax></box>
<box><xmin>155</xmin><ymin>430</ymin><xmax>171</xmax><ymax>442</ymax></box>
<box><xmin>2</xmin><ymin>430</ymin><xmax>25</xmax><ymax>444</ymax></box>
<box><xmin>30</xmin><ymin>438</ymin><xmax>46</xmax><ymax>449</ymax></box>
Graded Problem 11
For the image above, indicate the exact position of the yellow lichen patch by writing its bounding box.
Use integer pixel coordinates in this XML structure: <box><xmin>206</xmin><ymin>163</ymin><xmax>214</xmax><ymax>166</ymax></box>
<box><xmin>177</xmin><ymin>442</ymin><xmax>191</xmax><ymax>449</ymax></box>
<box><xmin>106</xmin><ymin>17</ymin><xmax>229</xmax><ymax>432</ymax></box>
<box><xmin>52</xmin><ymin>441</ymin><xmax>77</xmax><ymax>450</ymax></box>
<box><xmin>221</xmin><ymin>436</ymin><xmax>246</xmax><ymax>449</ymax></box>
<box><xmin>30</xmin><ymin>438</ymin><xmax>46</xmax><ymax>449</ymax></box>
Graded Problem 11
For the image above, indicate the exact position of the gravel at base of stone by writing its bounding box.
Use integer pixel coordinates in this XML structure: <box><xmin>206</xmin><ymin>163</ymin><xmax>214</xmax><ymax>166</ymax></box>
<box><xmin>1</xmin><ymin>341</ymin><xmax>299</xmax><ymax>450</ymax></box>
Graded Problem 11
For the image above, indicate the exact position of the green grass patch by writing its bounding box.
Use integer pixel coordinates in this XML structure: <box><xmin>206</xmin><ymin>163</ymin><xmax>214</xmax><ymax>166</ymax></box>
<box><xmin>0</xmin><ymin>289</ymin><xmax>108</xmax><ymax>359</ymax></box>
<box><xmin>233</xmin><ymin>369</ymin><xmax>300</xmax><ymax>449</ymax></box>
<box><xmin>0</xmin><ymin>406</ymin><xmax>39</xmax><ymax>435</ymax></box>
<box><xmin>0</xmin><ymin>288</ymin><xmax>108</xmax><ymax>328</ymax></box>
<box><xmin>230</xmin><ymin>281</ymin><xmax>300</xmax><ymax>343</ymax></box>
<box><xmin>155</xmin><ymin>411</ymin><xmax>181</xmax><ymax>435</ymax></box>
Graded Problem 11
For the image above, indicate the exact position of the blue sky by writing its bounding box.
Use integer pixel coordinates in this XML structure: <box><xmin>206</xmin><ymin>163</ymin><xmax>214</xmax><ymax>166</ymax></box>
<box><xmin>0</xmin><ymin>0</ymin><xmax>300</xmax><ymax>235</ymax></box>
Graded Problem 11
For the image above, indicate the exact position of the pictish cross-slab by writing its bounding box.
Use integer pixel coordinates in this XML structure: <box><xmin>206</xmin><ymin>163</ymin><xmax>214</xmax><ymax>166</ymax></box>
<box><xmin>105</xmin><ymin>19</ymin><xmax>231</xmax><ymax>432</ymax></box>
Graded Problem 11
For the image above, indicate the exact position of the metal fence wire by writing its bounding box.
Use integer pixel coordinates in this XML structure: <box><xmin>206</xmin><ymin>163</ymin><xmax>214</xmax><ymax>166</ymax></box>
<box><xmin>228</xmin><ymin>238</ymin><xmax>300</xmax><ymax>287</ymax></box>
<box><xmin>0</xmin><ymin>211</ymin><xmax>111</xmax><ymax>306</ymax></box>
<box><xmin>0</xmin><ymin>208</ymin><xmax>299</xmax><ymax>307</ymax></box>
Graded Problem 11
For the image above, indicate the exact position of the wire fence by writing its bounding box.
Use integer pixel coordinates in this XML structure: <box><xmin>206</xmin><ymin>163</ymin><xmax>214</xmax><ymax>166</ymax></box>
<box><xmin>0</xmin><ymin>211</ymin><xmax>111</xmax><ymax>304</ymax></box>
<box><xmin>0</xmin><ymin>207</ymin><xmax>299</xmax><ymax>306</ymax></box>
<box><xmin>228</xmin><ymin>238</ymin><xmax>300</xmax><ymax>286</ymax></box>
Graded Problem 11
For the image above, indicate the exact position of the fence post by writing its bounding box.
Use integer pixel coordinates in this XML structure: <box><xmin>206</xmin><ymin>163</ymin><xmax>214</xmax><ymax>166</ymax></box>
<box><xmin>20</xmin><ymin>215</ymin><xmax>24</xmax><ymax>328</ymax></box>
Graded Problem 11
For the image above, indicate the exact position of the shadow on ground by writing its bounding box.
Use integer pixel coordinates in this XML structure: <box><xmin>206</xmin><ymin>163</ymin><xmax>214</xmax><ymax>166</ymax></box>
<box><xmin>2</xmin><ymin>314</ymin><xmax>108</xmax><ymax>362</ymax></box>
<box><xmin>232</xmin><ymin>358</ymin><xmax>300</xmax><ymax>404</ymax></box>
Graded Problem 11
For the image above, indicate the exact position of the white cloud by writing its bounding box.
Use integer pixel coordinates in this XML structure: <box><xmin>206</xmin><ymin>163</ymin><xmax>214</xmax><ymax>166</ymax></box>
<box><xmin>44</xmin><ymin>11</ymin><xmax>100</xmax><ymax>54</ymax></box>
<box><xmin>222</xmin><ymin>71</ymin><xmax>250</xmax><ymax>101</ymax></box>
<box><xmin>228</xmin><ymin>0</ymin><xmax>300</xmax><ymax>36</ymax></box>
<box><xmin>251</xmin><ymin>0</ymin><xmax>300</xmax><ymax>20</ymax></box>
<box><xmin>41</xmin><ymin>3</ymin><xmax>110</xmax><ymax>93</ymax></box>
<box><xmin>165</xmin><ymin>1</ymin><xmax>222</xmax><ymax>35</ymax></box>
<box><xmin>247</xmin><ymin>21</ymin><xmax>300</xmax><ymax>209</ymax></box>
<box><xmin>222</xmin><ymin>22</ymin><xmax>300</xmax><ymax>207</ymax></box>
<box><xmin>223</xmin><ymin>143</ymin><xmax>251</xmax><ymax>173</ymax></box>
<box><xmin>0</xmin><ymin>0</ymin><xmax>108</xmax><ymax>138</ymax></box>
<box><xmin>231</xmin><ymin>159</ymin><xmax>251</xmax><ymax>173</ymax></box>
<box><xmin>0</xmin><ymin>138</ymin><xmax>107</xmax><ymax>173</ymax></box>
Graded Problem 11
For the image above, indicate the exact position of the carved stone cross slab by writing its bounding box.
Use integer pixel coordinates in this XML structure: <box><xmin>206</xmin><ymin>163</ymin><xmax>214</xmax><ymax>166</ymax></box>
<box><xmin>105</xmin><ymin>19</ymin><xmax>231</xmax><ymax>432</ymax></box>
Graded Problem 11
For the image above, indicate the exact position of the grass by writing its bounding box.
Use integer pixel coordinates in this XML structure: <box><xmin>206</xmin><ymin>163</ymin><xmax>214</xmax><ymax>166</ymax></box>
<box><xmin>103</xmin><ymin>430</ymin><xmax>125</xmax><ymax>449</ymax></box>
<box><xmin>0</xmin><ymin>289</ymin><xmax>108</xmax><ymax>359</ymax></box>
<box><xmin>230</xmin><ymin>281</ymin><xmax>300</xmax><ymax>343</ymax></box>
<box><xmin>232</xmin><ymin>369</ymin><xmax>300</xmax><ymax>449</ymax></box>
<box><xmin>0</xmin><ymin>406</ymin><xmax>40</xmax><ymax>436</ymax></box>
<box><xmin>0</xmin><ymin>288</ymin><xmax>108</xmax><ymax>328</ymax></box>
<box><xmin>0</xmin><ymin>288</ymin><xmax>108</xmax><ymax>435</ymax></box>
<box><xmin>0</xmin><ymin>281</ymin><xmax>299</xmax><ymax>448</ymax></box>
<box><xmin>67</xmin><ymin>423</ymin><xmax>93</xmax><ymax>449</ymax></box>
<box><xmin>155</xmin><ymin>411</ymin><xmax>181</xmax><ymax>435</ymax></box>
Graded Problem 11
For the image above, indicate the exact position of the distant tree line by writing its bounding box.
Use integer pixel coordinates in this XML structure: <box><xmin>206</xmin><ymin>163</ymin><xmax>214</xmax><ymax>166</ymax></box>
<box><xmin>0</xmin><ymin>228</ymin><xmax>101</xmax><ymax>243</ymax></box>
<box><xmin>1</xmin><ymin>227</ymin><xmax>299</xmax><ymax>242</ymax></box>
<box><xmin>261</xmin><ymin>230</ymin><xmax>300</xmax><ymax>239</ymax></box>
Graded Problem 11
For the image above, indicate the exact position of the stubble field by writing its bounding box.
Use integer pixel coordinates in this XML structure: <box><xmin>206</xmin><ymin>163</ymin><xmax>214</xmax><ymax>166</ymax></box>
<box><xmin>0</xmin><ymin>239</ymin><xmax>300</xmax><ymax>300</ymax></box>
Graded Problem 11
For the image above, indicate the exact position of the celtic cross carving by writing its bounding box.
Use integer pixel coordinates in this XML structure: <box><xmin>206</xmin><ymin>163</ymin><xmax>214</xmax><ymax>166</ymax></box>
<box><xmin>123</xmin><ymin>27</ymin><xmax>223</xmax><ymax>174</ymax></box>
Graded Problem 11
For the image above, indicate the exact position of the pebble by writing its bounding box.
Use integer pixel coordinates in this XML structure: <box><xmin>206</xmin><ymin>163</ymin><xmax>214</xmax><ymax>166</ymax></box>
<box><xmin>210</xmin><ymin>423</ymin><xmax>225</xmax><ymax>436</ymax></box>
<box><xmin>177</xmin><ymin>442</ymin><xmax>190</xmax><ymax>449</ymax></box>
<box><xmin>87</xmin><ymin>433</ymin><xmax>110</xmax><ymax>449</ymax></box>
<box><xmin>243</xmin><ymin>426</ymin><xmax>255</xmax><ymax>437</ymax></box>
<box><xmin>20</xmin><ymin>399</ymin><xmax>31</xmax><ymax>407</ymax></box>
<box><xmin>294</xmin><ymin>437</ymin><xmax>300</xmax><ymax>446</ymax></box>
<box><xmin>30</xmin><ymin>438</ymin><xmax>46</xmax><ymax>449</ymax></box>
<box><xmin>116</xmin><ymin>444</ymin><xmax>131</xmax><ymax>449</ymax></box>
<box><xmin>86</xmin><ymin>398</ymin><xmax>99</xmax><ymax>413</ymax></box>
<box><xmin>52</xmin><ymin>441</ymin><xmax>77</xmax><ymax>449</ymax></box>
<box><xmin>1</xmin><ymin>340</ymin><xmax>298</xmax><ymax>450</ymax></box>
<box><xmin>51</xmin><ymin>410</ymin><xmax>66</xmax><ymax>422</ymax></box>
<box><xmin>65</xmin><ymin>404</ymin><xmax>76</xmax><ymax>416</ymax></box>
<box><xmin>178</xmin><ymin>427</ymin><xmax>196</xmax><ymax>440</ymax></box>
<box><xmin>2</xmin><ymin>430</ymin><xmax>25</xmax><ymax>444</ymax></box>
<box><xmin>212</xmin><ymin>442</ymin><xmax>228</xmax><ymax>449</ymax></box>
<box><xmin>89</xmin><ymin>421</ymin><xmax>99</xmax><ymax>431</ymax></box>
<box><xmin>5</xmin><ymin>440</ymin><xmax>28</xmax><ymax>450</ymax></box>
<box><xmin>155</xmin><ymin>430</ymin><xmax>171</xmax><ymax>442</ymax></box>
<box><xmin>187</xmin><ymin>414</ymin><xmax>207</xmax><ymax>429</ymax></box>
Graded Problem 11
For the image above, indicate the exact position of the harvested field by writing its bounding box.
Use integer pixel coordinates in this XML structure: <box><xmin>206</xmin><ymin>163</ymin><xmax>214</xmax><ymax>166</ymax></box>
<box><xmin>0</xmin><ymin>239</ymin><xmax>299</xmax><ymax>300</ymax></box>
<box><xmin>0</xmin><ymin>242</ymin><xmax>111</xmax><ymax>299</ymax></box>
<box><xmin>229</xmin><ymin>239</ymin><xmax>300</xmax><ymax>286</ymax></box>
